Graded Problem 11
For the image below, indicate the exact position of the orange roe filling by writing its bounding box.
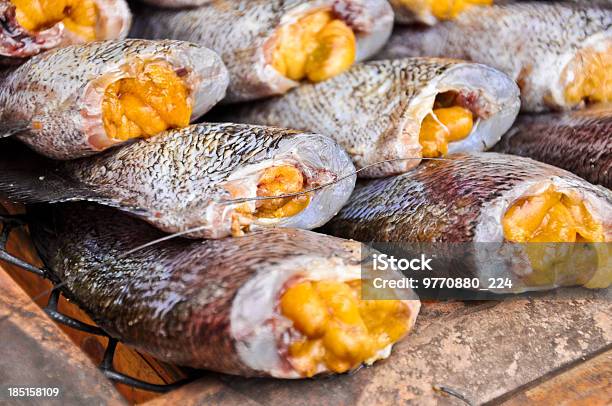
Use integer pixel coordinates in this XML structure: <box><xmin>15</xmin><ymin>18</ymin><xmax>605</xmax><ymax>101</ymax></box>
<box><xmin>280</xmin><ymin>280</ymin><xmax>411</xmax><ymax>377</ymax></box>
<box><xmin>271</xmin><ymin>9</ymin><xmax>356</xmax><ymax>83</ymax></box>
<box><xmin>502</xmin><ymin>186</ymin><xmax>609</xmax><ymax>288</ymax></box>
<box><xmin>12</xmin><ymin>0</ymin><xmax>98</xmax><ymax>40</ymax></box>
<box><xmin>101</xmin><ymin>60</ymin><xmax>191</xmax><ymax>142</ymax></box>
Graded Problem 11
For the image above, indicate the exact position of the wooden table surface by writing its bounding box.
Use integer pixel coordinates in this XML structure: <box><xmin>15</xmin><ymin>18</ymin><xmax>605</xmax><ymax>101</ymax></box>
<box><xmin>0</xmin><ymin>204</ymin><xmax>610</xmax><ymax>405</ymax></box>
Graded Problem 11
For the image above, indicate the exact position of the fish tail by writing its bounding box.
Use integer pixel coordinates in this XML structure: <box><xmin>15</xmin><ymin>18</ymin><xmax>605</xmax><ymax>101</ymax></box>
<box><xmin>0</xmin><ymin>141</ymin><xmax>101</xmax><ymax>204</ymax></box>
<box><xmin>0</xmin><ymin>120</ymin><xmax>30</xmax><ymax>138</ymax></box>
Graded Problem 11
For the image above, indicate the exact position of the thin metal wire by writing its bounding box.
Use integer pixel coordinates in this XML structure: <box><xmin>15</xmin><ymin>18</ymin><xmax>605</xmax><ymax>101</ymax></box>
<box><xmin>43</xmin><ymin>289</ymin><xmax>108</xmax><ymax>336</ymax></box>
<box><xmin>0</xmin><ymin>218</ymin><xmax>46</xmax><ymax>277</ymax></box>
<box><xmin>0</xmin><ymin>214</ymin><xmax>188</xmax><ymax>393</ymax></box>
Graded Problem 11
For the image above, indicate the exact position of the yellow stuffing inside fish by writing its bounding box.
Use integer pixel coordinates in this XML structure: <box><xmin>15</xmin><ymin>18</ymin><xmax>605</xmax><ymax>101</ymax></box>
<box><xmin>280</xmin><ymin>280</ymin><xmax>411</xmax><ymax>377</ymax></box>
<box><xmin>102</xmin><ymin>60</ymin><xmax>192</xmax><ymax>142</ymax></box>
<box><xmin>229</xmin><ymin>165</ymin><xmax>312</xmax><ymax>236</ymax></box>
<box><xmin>503</xmin><ymin>187</ymin><xmax>604</xmax><ymax>243</ymax></box>
<box><xmin>563</xmin><ymin>42</ymin><xmax>612</xmax><ymax>107</ymax></box>
<box><xmin>12</xmin><ymin>0</ymin><xmax>98</xmax><ymax>40</ymax></box>
<box><xmin>399</xmin><ymin>0</ymin><xmax>493</xmax><ymax>21</ymax></box>
<box><xmin>271</xmin><ymin>9</ymin><xmax>356</xmax><ymax>83</ymax></box>
<box><xmin>503</xmin><ymin>186</ymin><xmax>609</xmax><ymax>289</ymax></box>
<box><xmin>255</xmin><ymin>165</ymin><xmax>311</xmax><ymax>219</ymax></box>
<box><xmin>419</xmin><ymin>105</ymin><xmax>474</xmax><ymax>158</ymax></box>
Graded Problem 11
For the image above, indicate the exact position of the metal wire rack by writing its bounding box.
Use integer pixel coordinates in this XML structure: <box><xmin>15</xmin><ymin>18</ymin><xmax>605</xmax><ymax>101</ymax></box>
<box><xmin>0</xmin><ymin>213</ymin><xmax>193</xmax><ymax>393</ymax></box>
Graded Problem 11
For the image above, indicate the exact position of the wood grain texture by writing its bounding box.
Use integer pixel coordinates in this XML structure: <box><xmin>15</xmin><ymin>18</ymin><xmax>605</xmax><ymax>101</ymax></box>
<box><xmin>0</xmin><ymin>269</ymin><xmax>126</xmax><ymax>405</ymax></box>
<box><xmin>499</xmin><ymin>349</ymin><xmax>612</xmax><ymax>406</ymax></box>
<box><xmin>144</xmin><ymin>377</ymin><xmax>261</xmax><ymax>406</ymax></box>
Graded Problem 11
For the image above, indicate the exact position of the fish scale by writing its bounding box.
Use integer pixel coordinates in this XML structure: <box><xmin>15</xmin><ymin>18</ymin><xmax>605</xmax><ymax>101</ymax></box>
<box><xmin>0</xmin><ymin>122</ymin><xmax>355</xmax><ymax>238</ymax></box>
<box><xmin>28</xmin><ymin>202</ymin><xmax>417</xmax><ymax>377</ymax></box>
<box><xmin>326</xmin><ymin>153</ymin><xmax>611</xmax><ymax>243</ymax></box>
<box><xmin>131</xmin><ymin>0</ymin><xmax>394</xmax><ymax>102</ymax></box>
<box><xmin>494</xmin><ymin>106</ymin><xmax>612</xmax><ymax>188</ymax></box>
<box><xmin>0</xmin><ymin>39</ymin><xmax>229</xmax><ymax>158</ymax></box>
<box><xmin>229</xmin><ymin>58</ymin><xmax>519</xmax><ymax>177</ymax></box>
<box><xmin>380</xmin><ymin>2</ymin><xmax>612</xmax><ymax>112</ymax></box>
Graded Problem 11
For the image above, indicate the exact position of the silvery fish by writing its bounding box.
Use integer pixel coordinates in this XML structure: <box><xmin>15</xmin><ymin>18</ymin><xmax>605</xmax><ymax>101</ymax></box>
<box><xmin>0</xmin><ymin>39</ymin><xmax>229</xmax><ymax>159</ymax></box>
<box><xmin>0</xmin><ymin>0</ymin><xmax>131</xmax><ymax>64</ymax></box>
<box><xmin>379</xmin><ymin>2</ymin><xmax>612</xmax><ymax>112</ymax></box>
<box><xmin>389</xmin><ymin>0</ymin><xmax>492</xmax><ymax>26</ymax></box>
<box><xmin>325</xmin><ymin>153</ymin><xmax>612</xmax><ymax>291</ymax></box>
<box><xmin>0</xmin><ymin>123</ymin><xmax>356</xmax><ymax>239</ymax></box>
<box><xmin>138</xmin><ymin>0</ymin><xmax>211</xmax><ymax>7</ymax></box>
<box><xmin>228</xmin><ymin>58</ymin><xmax>520</xmax><ymax>177</ymax></box>
<box><xmin>28</xmin><ymin>202</ymin><xmax>421</xmax><ymax>378</ymax></box>
<box><xmin>131</xmin><ymin>0</ymin><xmax>394</xmax><ymax>102</ymax></box>
<box><xmin>494</xmin><ymin>104</ymin><xmax>612</xmax><ymax>189</ymax></box>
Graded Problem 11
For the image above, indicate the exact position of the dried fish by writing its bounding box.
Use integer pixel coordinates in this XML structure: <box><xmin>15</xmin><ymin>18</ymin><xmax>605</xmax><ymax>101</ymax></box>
<box><xmin>131</xmin><ymin>0</ymin><xmax>394</xmax><ymax>102</ymax></box>
<box><xmin>326</xmin><ymin>153</ymin><xmax>611</xmax><ymax>290</ymax></box>
<box><xmin>0</xmin><ymin>39</ymin><xmax>229</xmax><ymax>159</ymax></box>
<box><xmin>29</xmin><ymin>202</ymin><xmax>420</xmax><ymax>377</ymax></box>
<box><xmin>0</xmin><ymin>123</ymin><xmax>356</xmax><ymax>238</ymax></box>
<box><xmin>0</xmin><ymin>0</ymin><xmax>131</xmax><ymax>63</ymax></box>
<box><xmin>494</xmin><ymin>105</ymin><xmax>612</xmax><ymax>188</ymax></box>
<box><xmin>228</xmin><ymin>58</ymin><xmax>519</xmax><ymax>177</ymax></box>
<box><xmin>379</xmin><ymin>2</ymin><xmax>612</xmax><ymax>112</ymax></box>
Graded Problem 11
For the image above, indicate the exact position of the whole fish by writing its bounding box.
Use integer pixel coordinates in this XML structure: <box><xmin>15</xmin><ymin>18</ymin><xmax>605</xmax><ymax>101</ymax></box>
<box><xmin>131</xmin><ymin>0</ymin><xmax>394</xmax><ymax>102</ymax></box>
<box><xmin>0</xmin><ymin>0</ymin><xmax>131</xmax><ymax>64</ymax></box>
<box><xmin>325</xmin><ymin>153</ymin><xmax>612</xmax><ymax>291</ymax></box>
<box><xmin>228</xmin><ymin>58</ymin><xmax>520</xmax><ymax>177</ymax></box>
<box><xmin>389</xmin><ymin>0</ymin><xmax>492</xmax><ymax>25</ymax></box>
<box><xmin>494</xmin><ymin>105</ymin><xmax>612</xmax><ymax>189</ymax></box>
<box><xmin>28</xmin><ymin>202</ymin><xmax>420</xmax><ymax>378</ymax></box>
<box><xmin>379</xmin><ymin>2</ymin><xmax>612</xmax><ymax>112</ymax></box>
<box><xmin>0</xmin><ymin>39</ymin><xmax>229</xmax><ymax>159</ymax></box>
<box><xmin>0</xmin><ymin>123</ymin><xmax>356</xmax><ymax>238</ymax></box>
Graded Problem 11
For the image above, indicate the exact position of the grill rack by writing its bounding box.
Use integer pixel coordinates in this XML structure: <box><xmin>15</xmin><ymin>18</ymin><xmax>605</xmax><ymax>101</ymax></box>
<box><xmin>0</xmin><ymin>213</ymin><xmax>193</xmax><ymax>393</ymax></box>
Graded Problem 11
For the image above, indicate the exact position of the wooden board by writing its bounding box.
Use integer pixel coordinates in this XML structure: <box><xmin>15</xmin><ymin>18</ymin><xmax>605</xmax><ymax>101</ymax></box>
<box><xmin>0</xmin><ymin>268</ymin><xmax>126</xmax><ymax>405</ymax></box>
<box><xmin>500</xmin><ymin>349</ymin><xmax>612</xmax><ymax>406</ymax></box>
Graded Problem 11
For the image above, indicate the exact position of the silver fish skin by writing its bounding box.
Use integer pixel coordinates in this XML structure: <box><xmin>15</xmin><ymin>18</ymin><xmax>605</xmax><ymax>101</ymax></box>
<box><xmin>379</xmin><ymin>2</ymin><xmax>612</xmax><ymax>112</ymax></box>
<box><xmin>0</xmin><ymin>0</ymin><xmax>132</xmax><ymax>64</ymax></box>
<box><xmin>29</xmin><ymin>203</ymin><xmax>420</xmax><ymax>377</ymax></box>
<box><xmin>388</xmin><ymin>0</ymin><xmax>490</xmax><ymax>25</ymax></box>
<box><xmin>0</xmin><ymin>39</ymin><xmax>229</xmax><ymax>159</ymax></box>
<box><xmin>494</xmin><ymin>105</ymin><xmax>612</xmax><ymax>189</ymax></box>
<box><xmin>325</xmin><ymin>152</ymin><xmax>612</xmax><ymax>291</ymax></box>
<box><xmin>139</xmin><ymin>0</ymin><xmax>211</xmax><ymax>7</ymax></box>
<box><xmin>0</xmin><ymin>123</ymin><xmax>356</xmax><ymax>239</ymax></box>
<box><xmin>131</xmin><ymin>0</ymin><xmax>394</xmax><ymax>102</ymax></box>
<box><xmin>229</xmin><ymin>58</ymin><xmax>520</xmax><ymax>177</ymax></box>
<box><xmin>511</xmin><ymin>0</ymin><xmax>612</xmax><ymax>8</ymax></box>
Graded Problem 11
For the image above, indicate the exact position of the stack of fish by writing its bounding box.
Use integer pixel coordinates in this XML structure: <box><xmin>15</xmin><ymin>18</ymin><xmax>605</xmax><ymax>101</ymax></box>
<box><xmin>0</xmin><ymin>0</ymin><xmax>609</xmax><ymax>380</ymax></box>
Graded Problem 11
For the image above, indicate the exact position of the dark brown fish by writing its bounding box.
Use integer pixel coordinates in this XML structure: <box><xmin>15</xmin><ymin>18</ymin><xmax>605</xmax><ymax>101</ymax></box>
<box><xmin>28</xmin><ymin>202</ymin><xmax>420</xmax><ymax>378</ymax></box>
<box><xmin>0</xmin><ymin>123</ymin><xmax>356</xmax><ymax>239</ymax></box>
<box><xmin>0</xmin><ymin>0</ymin><xmax>131</xmax><ymax>64</ymax></box>
<box><xmin>325</xmin><ymin>153</ymin><xmax>611</xmax><ymax>291</ymax></box>
<box><xmin>494</xmin><ymin>105</ymin><xmax>612</xmax><ymax>188</ymax></box>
